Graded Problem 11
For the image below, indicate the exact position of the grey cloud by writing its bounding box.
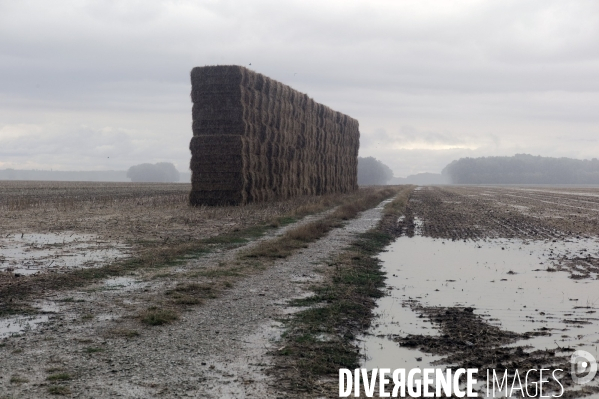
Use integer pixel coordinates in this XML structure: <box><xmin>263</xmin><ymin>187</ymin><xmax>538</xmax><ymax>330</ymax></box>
<box><xmin>1</xmin><ymin>0</ymin><xmax>599</xmax><ymax>174</ymax></box>
<box><xmin>361</xmin><ymin>126</ymin><xmax>468</xmax><ymax>150</ymax></box>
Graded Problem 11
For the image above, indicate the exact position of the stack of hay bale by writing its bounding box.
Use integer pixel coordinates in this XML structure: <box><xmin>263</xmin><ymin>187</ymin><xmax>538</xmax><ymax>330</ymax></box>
<box><xmin>189</xmin><ymin>65</ymin><xmax>359</xmax><ymax>206</ymax></box>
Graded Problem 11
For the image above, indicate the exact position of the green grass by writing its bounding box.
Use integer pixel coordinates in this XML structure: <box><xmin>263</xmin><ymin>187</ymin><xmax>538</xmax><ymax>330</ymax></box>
<box><xmin>140</xmin><ymin>308</ymin><xmax>179</xmax><ymax>326</ymax></box>
<box><xmin>0</xmin><ymin>208</ymin><xmax>304</xmax><ymax>306</ymax></box>
<box><xmin>47</xmin><ymin>373</ymin><xmax>72</xmax><ymax>381</ymax></box>
<box><xmin>193</xmin><ymin>268</ymin><xmax>243</xmax><ymax>278</ymax></box>
<box><xmin>200</xmin><ymin>224</ymin><xmax>271</xmax><ymax>245</ymax></box>
<box><xmin>45</xmin><ymin>367</ymin><xmax>64</xmax><ymax>373</ymax></box>
<box><xmin>151</xmin><ymin>272</ymin><xmax>173</xmax><ymax>279</ymax></box>
<box><xmin>0</xmin><ymin>303</ymin><xmax>37</xmax><ymax>318</ymax></box>
<box><xmin>48</xmin><ymin>385</ymin><xmax>72</xmax><ymax>395</ymax></box>
<box><xmin>268</xmin><ymin>216</ymin><xmax>298</xmax><ymax>228</ymax></box>
<box><xmin>168</xmin><ymin>283</ymin><xmax>216</xmax><ymax>297</ymax></box>
<box><xmin>244</xmin><ymin>188</ymin><xmax>398</xmax><ymax>261</ymax></box>
<box><xmin>0</xmin><ymin>188</ymin><xmax>400</xmax><ymax>309</ymax></box>
<box><xmin>172</xmin><ymin>295</ymin><xmax>203</xmax><ymax>305</ymax></box>
<box><xmin>56</xmin><ymin>297</ymin><xmax>85</xmax><ymax>303</ymax></box>
<box><xmin>108</xmin><ymin>328</ymin><xmax>140</xmax><ymax>338</ymax></box>
<box><xmin>9</xmin><ymin>375</ymin><xmax>29</xmax><ymax>384</ymax></box>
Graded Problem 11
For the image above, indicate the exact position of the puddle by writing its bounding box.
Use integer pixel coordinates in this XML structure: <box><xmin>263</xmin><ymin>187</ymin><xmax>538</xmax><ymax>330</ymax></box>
<box><xmin>0</xmin><ymin>301</ymin><xmax>60</xmax><ymax>339</ymax></box>
<box><xmin>35</xmin><ymin>301</ymin><xmax>60</xmax><ymax>313</ymax></box>
<box><xmin>362</xmin><ymin>234</ymin><xmax>599</xmax><ymax>393</ymax></box>
<box><xmin>103</xmin><ymin>277</ymin><xmax>146</xmax><ymax>291</ymax></box>
<box><xmin>97</xmin><ymin>314</ymin><xmax>118</xmax><ymax>321</ymax></box>
<box><xmin>0</xmin><ymin>232</ymin><xmax>131</xmax><ymax>275</ymax></box>
<box><xmin>0</xmin><ymin>315</ymin><xmax>49</xmax><ymax>339</ymax></box>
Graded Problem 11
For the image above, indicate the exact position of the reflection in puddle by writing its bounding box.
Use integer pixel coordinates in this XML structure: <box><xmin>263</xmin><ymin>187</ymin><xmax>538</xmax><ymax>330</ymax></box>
<box><xmin>0</xmin><ymin>232</ymin><xmax>130</xmax><ymax>275</ymax></box>
<box><xmin>362</xmin><ymin>235</ymin><xmax>599</xmax><ymax>386</ymax></box>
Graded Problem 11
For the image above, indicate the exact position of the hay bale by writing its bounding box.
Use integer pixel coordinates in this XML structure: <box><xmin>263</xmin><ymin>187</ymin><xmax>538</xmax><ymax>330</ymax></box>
<box><xmin>189</xmin><ymin>65</ymin><xmax>359</xmax><ymax>206</ymax></box>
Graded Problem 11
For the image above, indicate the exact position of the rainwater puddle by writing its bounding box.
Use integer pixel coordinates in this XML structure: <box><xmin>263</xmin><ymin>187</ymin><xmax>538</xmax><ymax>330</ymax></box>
<box><xmin>362</xmin><ymin>234</ymin><xmax>599</xmax><ymax>393</ymax></box>
<box><xmin>0</xmin><ymin>232</ymin><xmax>130</xmax><ymax>275</ymax></box>
<box><xmin>0</xmin><ymin>315</ymin><xmax>49</xmax><ymax>339</ymax></box>
<box><xmin>103</xmin><ymin>277</ymin><xmax>146</xmax><ymax>291</ymax></box>
<box><xmin>35</xmin><ymin>301</ymin><xmax>60</xmax><ymax>313</ymax></box>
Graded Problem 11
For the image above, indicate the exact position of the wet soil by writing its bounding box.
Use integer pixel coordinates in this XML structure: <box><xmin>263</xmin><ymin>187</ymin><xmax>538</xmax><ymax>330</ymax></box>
<box><xmin>388</xmin><ymin>301</ymin><xmax>599</xmax><ymax>397</ymax></box>
<box><xmin>365</xmin><ymin>186</ymin><xmax>599</xmax><ymax>398</ymax></box>
<box><xmin>396</xmin><ymin>304</ymin><xmax>527</xmax><ymax>355</ymax></box>
<box><xmin>0</xmin><ymin>182</ymin><xmax>392</xmax><ymax>398</ymax></box>
<box><xmin>411</xmin><ymin>186</ymin><xmax>599</xmax><ymax>240</ymax></box>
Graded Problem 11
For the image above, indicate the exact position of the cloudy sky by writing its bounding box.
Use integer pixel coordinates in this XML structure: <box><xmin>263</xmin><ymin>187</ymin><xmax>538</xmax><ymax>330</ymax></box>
<box><xmin>1</xmin><ymin>0</ymin><xmax>598</xmax><ymax>177</ymax></box>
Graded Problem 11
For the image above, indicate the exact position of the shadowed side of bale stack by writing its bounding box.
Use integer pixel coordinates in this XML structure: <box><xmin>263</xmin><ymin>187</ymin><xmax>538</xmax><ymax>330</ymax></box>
<box><xmin>189</xmin><ymin>65</ymin><xmax>359</xmax><ymax>206</ymax></box>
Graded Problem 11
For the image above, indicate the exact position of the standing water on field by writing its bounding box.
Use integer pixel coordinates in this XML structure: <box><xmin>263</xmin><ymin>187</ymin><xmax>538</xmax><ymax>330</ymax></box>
<box><xmin>361</xmin><ymin>226</ymin><xmax>599</xmax><ymax>397</ymax></box>
<box><xmin>0</xmin><ymin>232</ymin><xmax>131</xmax><ymax>275</ymax></box>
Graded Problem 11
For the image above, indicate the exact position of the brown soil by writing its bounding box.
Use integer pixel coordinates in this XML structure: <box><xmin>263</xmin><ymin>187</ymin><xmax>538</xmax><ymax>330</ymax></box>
<box><xmin>392</xmin><ymin>302</ymin><xmax>599</xmax><ymax>397</ymax></box>
<box><xmin>0</xmin><ymin>181</ymin><xmax>359</xmax><ymax>302</ymax></box>
<box><xmin>410</xmin><ymin>186</ymin><xmax>599</xmax><ymax>240</ymax></box>
<box><xmin>0</xmin><ymin>181</ymin><xmax>342</xmax><ymax>244</ymax></box>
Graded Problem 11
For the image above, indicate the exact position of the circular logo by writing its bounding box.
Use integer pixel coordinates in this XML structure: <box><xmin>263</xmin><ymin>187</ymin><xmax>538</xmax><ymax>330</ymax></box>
<box><xmin>571</xmin><ymin>350</ymin><xmax>597</xmax><ymax>385</ymax></box>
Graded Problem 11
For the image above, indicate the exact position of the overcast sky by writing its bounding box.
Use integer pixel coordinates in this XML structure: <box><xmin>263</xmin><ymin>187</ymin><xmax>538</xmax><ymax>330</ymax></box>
<box><xmin>1</xmin><ymin>0</ymin><xmax>598</xmax><ymax>177</ymax></box>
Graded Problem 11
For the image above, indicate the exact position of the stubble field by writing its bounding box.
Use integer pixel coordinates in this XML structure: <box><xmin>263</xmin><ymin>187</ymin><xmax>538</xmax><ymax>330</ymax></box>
<box><xmin>2</xmin><ymin>183</ymin><xmax>599</xmax><ymax>397</ymax></box>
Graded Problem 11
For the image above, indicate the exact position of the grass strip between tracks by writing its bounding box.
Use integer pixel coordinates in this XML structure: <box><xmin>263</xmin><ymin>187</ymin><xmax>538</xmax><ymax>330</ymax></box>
<box><xmin>272</xmin><ymin>185</ymin><xmax>414</xmax><ymax>396</ymax></box>
<box><xmin>145</xmin><ymin>187</ymin><xmax>403</xmax><ymax>327</ymax></box>
<box><xmin>243</xmin><ymin>187</ymin><xmax>400</xmax><ymax>260</ymax></box>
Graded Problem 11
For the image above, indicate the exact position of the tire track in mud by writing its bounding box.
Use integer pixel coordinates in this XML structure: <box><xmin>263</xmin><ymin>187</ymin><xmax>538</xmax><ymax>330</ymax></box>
<box><xmin>0</xmin><ymin>209</ymin><xmax>337</xmax><ymax>398</ymax></box>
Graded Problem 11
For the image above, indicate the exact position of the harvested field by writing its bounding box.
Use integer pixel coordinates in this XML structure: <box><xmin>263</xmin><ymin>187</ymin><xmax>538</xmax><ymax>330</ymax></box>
<box><xmin>0</xmin><ymin>180</ymin><xmax>355</xmax><ymax>259</ymax></box>
<box><xmin>409</xmin><ymin>185</ymin><xmax>599</xmax><ymax>240</ymax></box>
<box><xmin>4</xmin><ymin>183</ymin><xmax>599</xmax><ymax>397</ymax></box>
<box><xmin>365</xmin><ymin>186</ymin><xmax>599</xmax><ymax>398</ymax></box>
<box><xmin>0</xmin><ymin>181</ymin><xmax>377</xmax><ymax>307</ymax></box>
<box><xmin>189</xmin><ymin>65</ymin><xmax>359</xmax><ymax>205</ymax></box>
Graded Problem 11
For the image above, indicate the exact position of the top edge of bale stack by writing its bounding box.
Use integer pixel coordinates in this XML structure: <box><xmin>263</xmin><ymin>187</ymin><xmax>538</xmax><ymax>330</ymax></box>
<box><xmin>189</xmin><ymin>65</ymin><xmax>359</xmax><ymax>206</ymax></box>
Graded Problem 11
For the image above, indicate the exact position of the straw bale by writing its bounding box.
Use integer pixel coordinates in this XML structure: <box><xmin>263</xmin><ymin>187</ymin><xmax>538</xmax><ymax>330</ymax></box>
<box><xmin>189</xmin><ymin>65</ymin><xmax>359</xmax><ymax>206</ymax></box>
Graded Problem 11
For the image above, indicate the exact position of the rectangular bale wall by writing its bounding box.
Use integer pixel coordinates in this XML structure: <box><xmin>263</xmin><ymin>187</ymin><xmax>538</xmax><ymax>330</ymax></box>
<box><xmin>189</xmin><ymin>65</ymin><xmax>359</xmax><ymax>206</ymax></box>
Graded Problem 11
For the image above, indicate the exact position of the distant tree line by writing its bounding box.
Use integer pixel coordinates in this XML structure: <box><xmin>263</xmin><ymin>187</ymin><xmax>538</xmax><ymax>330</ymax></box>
<box><xmin>357</xmin><ymin>156</ymin><xmax>394</xmax><ymax>185</ymax></box>
<box><xmin>442</xmin><ymin>154</ymin><xmax>599</xmax><ymax>184</ymax></box>
<box><xmin>127</xmin><ymin>162</ymin><xmax>180</xmax><ymax>183</ymax></box>
<box><xmin>0</xmin><ymin>169</ymin><xmax>129</xmax><ymax>182</ymax></box>
<box><xmin>0</xmin><ymin>165</ymin><xmax>188</xmax><ymax>183</ymax></box>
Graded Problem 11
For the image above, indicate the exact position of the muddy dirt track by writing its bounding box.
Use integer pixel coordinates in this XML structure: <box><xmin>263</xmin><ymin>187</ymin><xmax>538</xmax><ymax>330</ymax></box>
<box><xmin>0</xmin><ymin>182</ymin><xmax>398</xmax><ymax>398</ymax></box>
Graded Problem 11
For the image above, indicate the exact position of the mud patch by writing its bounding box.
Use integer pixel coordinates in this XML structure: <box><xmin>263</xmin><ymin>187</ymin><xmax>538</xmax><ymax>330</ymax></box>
<box><xmin>0</xmin><ymin>232</ymin><xmax>130</xmax><ymax>275</ymax></box>
<box><xmin>0</xmin><ymin>314</ymin><xmax>50</xmax><ymax>338</ymax></box>
<box><xmin>363</xmin><ymin>234</ymin><xmax>599</xmax><ymax>396</ymax></box>
<box><xmin>103</xmin><ymin>277</ymin><xmax>147</xmax><ymax>291</ymax></box>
